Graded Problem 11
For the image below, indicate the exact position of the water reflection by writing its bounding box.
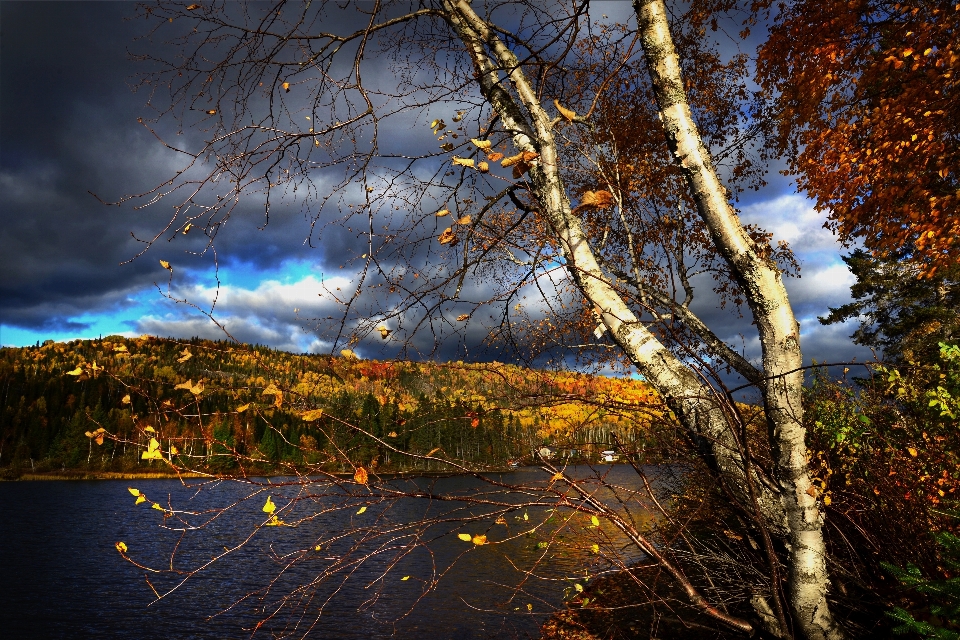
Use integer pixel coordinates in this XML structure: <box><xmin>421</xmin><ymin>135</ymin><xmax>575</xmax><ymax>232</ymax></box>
<box><xmin>0</xmin><ymin>465</ymin><xmax>681</xmax><ymax>639</ymax></box>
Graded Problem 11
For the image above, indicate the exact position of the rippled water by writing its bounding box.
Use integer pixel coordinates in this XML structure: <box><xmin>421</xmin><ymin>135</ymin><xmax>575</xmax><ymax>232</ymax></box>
<box><xmin>0</xmin><ymin>466</ymin><xmax>672</xmax><ymax>639</ymax></box>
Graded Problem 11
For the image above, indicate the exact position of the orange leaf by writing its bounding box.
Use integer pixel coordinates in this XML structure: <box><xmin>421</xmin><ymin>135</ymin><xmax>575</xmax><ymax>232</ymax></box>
<box><xmin>354</xmin><ymin>466</ymin><xmax>369</xmax><ymax>485</ymax></box>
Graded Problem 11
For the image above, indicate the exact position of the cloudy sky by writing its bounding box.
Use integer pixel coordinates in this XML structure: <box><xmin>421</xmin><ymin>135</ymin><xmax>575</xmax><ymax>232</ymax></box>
<box><xmin>0</xmin><ymin>1</ymin><xmax>873</xmax><ymax>374</ymax></box>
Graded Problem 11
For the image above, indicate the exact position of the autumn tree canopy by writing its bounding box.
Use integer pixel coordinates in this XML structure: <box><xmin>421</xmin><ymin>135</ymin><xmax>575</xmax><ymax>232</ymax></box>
<box><xmin>759</xmin><ymin>0</ymin><xmax>959</xmax><ymax>276</ymax></box>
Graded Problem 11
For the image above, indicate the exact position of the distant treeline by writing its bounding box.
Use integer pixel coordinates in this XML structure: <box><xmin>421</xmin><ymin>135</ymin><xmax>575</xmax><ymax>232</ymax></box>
<box><xmin>0</xmin><ymin>336</ymin><xmax>664</xmax><ymax>476</ymax></box>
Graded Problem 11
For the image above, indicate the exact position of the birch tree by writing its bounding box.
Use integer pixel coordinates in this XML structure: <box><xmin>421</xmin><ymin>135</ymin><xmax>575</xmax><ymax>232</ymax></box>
<box><xmin>118</xmin><ymin>1</ymin><xmax>846</xmax><ymax>637</ymax></box>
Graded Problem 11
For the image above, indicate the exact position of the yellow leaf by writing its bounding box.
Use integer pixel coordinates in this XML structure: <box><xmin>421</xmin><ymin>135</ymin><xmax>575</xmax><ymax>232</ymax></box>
<box><xmin>282</xmin><ymin>82</ymin><xmax>290</xmax><ymax>92</ymax></box>
<box><xmin>178</xmin><ymin>349</ymin><xmax>192</xmax><ymax>363</ymax></box>
<box><xmin>456</xmin><ymin>314</ymin><xmax>470</xmax><ymax>321</ymax></box>
<box><xmin>438</xmin><ymin>228</ymin><xmax>458</xmax><ymax>245</ymax></box>
<box><xmin>66</xmin><ymin>367</ymin><xmax>83</xmax><ymax>376</ymax></box>
<box><xmin>186</xmin><ymin>4</ymin><xmax>201</xmax><ymax>9</ymax></box>
<box><xmin>458</xmin><ymin>533</ymin><xmax>473</xmax><ymax>542</ymax></box>
<box><xmin>487</xmin><ymin>151</ymin><xmax>504</xmax><ymax>162</ymax></box>
<box><xmin>115</xmin><ymin>541</ymin><xmax>128</xmax><ymax>553</ymax></box>
<box><xmin>114</xmin><ymin>344</ymin><xmax>128</xmax><ymax>352</ymax></box>
<box><xmin>175</xmin><ymin>379</ymin><xmax>194</xmax><ymax>391</ymax></box>
<box><xmin>591</xmin><ymin>544</ymin><xmax>599</xmax><ymax>553</ymax></box>
<box><xmin>554</xmin><ymin>99</ymin><xmax>577</xmax><ymax>122</ymax></box>
<box><xmin>356</xmin><ymin>506</ymin><xmax>367</xmax><ymax>515</ymax></box>
<box><xmin>135</xmin><ymin>495</ymin><xmax>146</xmax><ymax>505</ymax></box>
<box><xmin>501</xmin><ymin>153</ymin><xmax>524</xmax><ymax>168</ymax></box>
<box><xmin>144</xmin><ymin>426</ymin><xmax>156</xmax><ymax>433</ymax></box>
<box><xmin>205</xmin><ymin>109</ymin><xmax>216</xmax><ymax>115</ymax></box>
<box><xmin>574</xmin><ymin>583</ymin><xmax>584</xmax><ymax>593</ymax></box>
<box><xmin>908</xmin><ymin>447</ymin><xmax>918</xmax><ymax>457</ymax></box>
<box><xmin>315</xmin><ymin>545</ymin><xmax>322</xmax><ymax>551</ymax></box>
<box><xmin>471</xmin><ymin>534</ymin><xmax>487</xmax><ymax>546</ymax></box>
<box><xmin>262</xmin><ymin>496</ymin><xmax>276</xmax><ymax>514</ymax></box>
<box><xmin>152</xmin><ymin>503</ymin><xmax>164</xmax><ymax>511</ymax></box>
<box><xmin>128</xmin><ymin>487</ymin><xmax>141</xmax><ymax>497</ymax></box>
<box><xmin>590</xmin><ymin>516</ymin><xmax>600</xmax><ymax>527</ymax></box>
<box><xmin>265</xmin><ymin>515</ymin><xmax>284</xmax><ymax>526</ymax></box>
<box><xmin>577</xmin><ymin>190</ymin><xmax>614</xmax><ymax>210</ymax></box>
<box><xmin>170</xmin><ymin>445</ymin><xmax>178</xmax><ymax>455</ymax></box>
<box><xmin>121</xmin><ymin>394</ymin><xmax>131</xmax><ymax>405</ymax></box>
<box><xmin>387</xmin><ymin>431</ymin><xmax>398</xmax><ymax>438</ymax></box>
<box><xmin>455</xmin><ymin>215</ymin><xmax>471</xmax><ymax>225</ymax></box>
<box><xmin>470</xmin><ymin>138</ymin><xmax>492</xmax><ymax>150</ymax></box>
<box><xmin>377</xmin><ymin>326</ymin><xmax>392</xmax><ymax>340</ymax></box>
<box><xmin>425</xmin><ymin>447</ymin><xmax>441</xmax><ymax>457</ymax></box>
<box><xmin>523</xmin><ymin>512</ymin><xmax>529</xmax><ymax>521</ymax></box>
<box><xmin>551</xmin><ymin>473</ymin><xmax>563</xmax><ymax>481</ymax></box>
<box><xmin>527</xmin><ymin>604</ymin><xmax>533</xmax><ymax>612</ymax></box>
<box><xmin>160</xmin><ymin>260</ymin><xmax>172</xmax><ymax>270</ymax></box>
<box><xmin>495</xmin><ymin>516</ymin><xmax>507</xmax><ymax>525</ymax></box>
<box><xmin>183</xmin><ymin>223</ymin><xmax>193</xmax><ymax>234</ymax></box>
<box><xmin>340</xmin><ymin>349</ymin><xmax>358</xmax><ymax>359</ymax></box>
<box><xmin>452</xmin><ymin>157</ymin><xmax>475</xmax><ymax>168</ymax></box>
<box><xmin>95</xmin><ymin>434</ymin><xmax>105</xmax><ymax>446</ymax></box>
<box><xmin>354</xmin><ymin>466</ymin><xmax>369</xmax><ymax>485</ymax></box>
<box><xmin>300</xmin><ymin>408</ymin><xmax>325</xmax><ymax>421</ymax></box>
<box><xmin>236</xmin><ymin>403</ymin><xmax>251</xmax><ymax>413</ymax></box>
<box><xmin>142</xmin><ymin>450</ymin><xmax>163</xmax><ymax>460</ymax></box>
<box><xmin>823</xmin><ymin>494</ymin><xmax>832</xmax><ymax>506</ymax></box>
<box><xmin>435</xmin><ymin>209</ymin><xmax>450</xmax><ymax>217</ymax></box>
<box><xmin>401</xmin><ymin>576</ymin><xmax>410</xmax><ymax>581</ymax></box>
<box><xmin>84</xmin><ymin>431</ymin><xmax>94</xmax><ymax>438</ymax></box>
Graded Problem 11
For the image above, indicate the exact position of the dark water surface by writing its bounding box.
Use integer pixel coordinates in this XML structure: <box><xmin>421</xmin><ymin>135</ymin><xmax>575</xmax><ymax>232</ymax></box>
<box><xmin>0</xmin><ymin>466</ymin><xmax>665</xmax><ymax>639</ymax></box>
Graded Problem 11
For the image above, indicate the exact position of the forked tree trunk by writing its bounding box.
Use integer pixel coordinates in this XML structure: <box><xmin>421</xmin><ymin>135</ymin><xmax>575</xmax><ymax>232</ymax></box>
<box><xmin>444</xmin><ymin>1</ymin><xmax>843</xmax><ymax>638</ymax></box>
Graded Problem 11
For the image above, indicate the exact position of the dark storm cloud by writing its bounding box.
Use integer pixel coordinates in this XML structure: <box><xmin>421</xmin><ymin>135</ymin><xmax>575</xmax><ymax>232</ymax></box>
<box><xmin>1</xmin><ymin>2</ymin><xmax>867</xmax><ymax>376</ymax></box>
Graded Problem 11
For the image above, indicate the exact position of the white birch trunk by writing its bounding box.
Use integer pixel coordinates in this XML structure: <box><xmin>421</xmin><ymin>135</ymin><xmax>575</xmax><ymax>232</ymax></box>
<box><xmin>632</xmin><ymin>2</ymin><xmax>843</xmax><ymax>638</ymax></box>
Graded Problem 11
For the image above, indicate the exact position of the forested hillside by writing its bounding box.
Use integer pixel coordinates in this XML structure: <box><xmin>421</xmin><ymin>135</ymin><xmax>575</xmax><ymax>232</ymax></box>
<box><xmin>0</xmin><ymin>336</ymin><xmax>663</xmax><ymax>476</ymax></box>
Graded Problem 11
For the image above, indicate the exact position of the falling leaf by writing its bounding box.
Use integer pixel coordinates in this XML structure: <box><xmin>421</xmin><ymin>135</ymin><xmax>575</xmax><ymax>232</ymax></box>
<box><xmin>205</xmin><ymin>109</ymin><xmax>216</xmax><ymax>115</ymax></box>
<box><xmin>401</xmin><ymin>576</ymin><xmax>410</xmax><ymax>581</ymax></box>
<box><xmin>452</xmin><ymin>157</ymin><xmax>475</xmax><ymax>168</ymax></box>
<box><xmin>236</xmin><ymin>403</ymin><xmax>251</xmax><ymax>413</ymax></box>
<box><xmin>115</xmin><ymin>541</ymin><xmax>128</xmax><ymax>553</ymax></box>
<box><xmin>908</xmin><ymin>447</ymin><xmax>918</xmax><ymax>457</ymax></box>
<box><xmin>435</xmin><ymin>209</ymin><xmax>450</xmax><ymax>217</ymax></box>
<box><xmin>438</xmin><ymin>227</ymin><xmax>458</xmax><ymax>245</ymax></box>
<box><xmin>551</xmin><ymin>473</ymin><xmax>563</xmax><ymax>481</ymax></box>
<box><xmin>66</xmin><ymin>366</ymin><xmax>83</xmax><ymax>376</ymax></box>
<box><xmin>458</xmin><ymin>533</ymin><xmax>473</xmax><ymax>542</ymax></box>
<box><xmin>523</xmin><ymin>512</ymin><xmax>529</xmax><ymax>521</ymax></box>
<box><xmin>169</xmin><ymin>445</ymin><xmax>178</xmax><ymax>455</ymax></box>
<box><xmin>471</xmin><ymin>418</ymin><xmax>480</xmax><ymax>428</ymax></box>
<box><xmin>574</xmin><ymin>583</ymin><xmax>584</xmax><ymax>593</ymax></box>
<box><xmin>387</xmin><ymin>431</ymin><xmax>398</xmax><ymax>438</ymax></box>
<box><xmin>282</xmin><ymin>82</ymin><xmax>290</xmax><ymax>92</ymax></box>
<box><xmin>477</xmin><ymin>161</ymin><xmax>489</xmax><ymax>173</ymax></box>
<box><xmin>430</xmin><ymin>119</ymin><xmax>440</xmax><ymax>129</ymax></box>
<box><xmin>487</xmin><ymin>151</ymin><xmax>504</xmax><ymax>162</ymax></box>
<box><xmin>472</xmin><ymin>534</ymin><xmax>487</xmax><ymax>546</ymax></box>
<box><xmin>121</xmin><ymin>394</ymin><xmax>131</xmax><ymax>405</ymax></box>
<box><xmin>527</xmin><ymin>604</ymin><xmax>533</xmax><ymax>612</ymax></box>
<box><xmin>495</xmin><ymin>516</ymin><xmax>507</xmax><ymax>525</ymax></box>
<box><xmin>377</xmin><ymin>325</ymin><xmax>392</xmax><ymax>340</ymax></box>
<box><xmin>554</xmin><ymin>99</ymin><xmax>577</xmax><ymax>122</ymax></box>
<box><xmin>315</xmin><ymin>545</ymin><xmax>322</xmax><ymax>551</ymax></box>
<box><xmin>823</xmin><ymin>494</ymin><xmax>832</xmax><ymax>506</ymax></box>
<box><xmin>160</xmin><ymin>260</ymin><xmax>172</xmax><ymax>270</ymax></box>
<box><xmin>262</xmin><ymin>496</ymin><xmax>276</xmax><ymax>514</ymax></box>
<box><xmin>456</xmin><ymin>314</ymin><xmax>470</xmax><ymax>321</ymax></box>
<box><xmin>591</xmin><ymin>544</ymin><xmax>599</xmax><ymax>553</ymax></box>
<box><xmin>128</xmin><ymin>488</ymin><xmax>141</xmax><ymax>497</ymax></box>
<box><xmin>300</xmin><ymin>408</ymin><xmax>325</xmax><ymax>421</ymax></box>
<box><xmin>356</xmin><ymin>506</ymin><xmax>367</xmax><ymax>515</ymax></box>
<box><xmin>455</xmin><ymin>215</ymin><xmax>471</xmax><ymax>226</ymax></box>
<box><xmin>178</xmin><ymin>349</ymin><xmax>192</xmax><ymax>363</ymax></box>
<box><xmin>354</xmin><ymin>466</ymin><xmax>369</xmax><ymax>485</ymax></box>
<box><xmin>186</xmin><ymin>4</ymin><xmax>201</xmax><ymax>9</ymax></box>
<box><xmin>590</xmin><ymin>515</ymin><xmax>600</xmax><ymax>528</ymax></box>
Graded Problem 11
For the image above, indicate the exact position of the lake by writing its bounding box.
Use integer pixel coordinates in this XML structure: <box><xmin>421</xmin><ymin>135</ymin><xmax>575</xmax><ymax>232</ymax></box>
<box><xmin>0</xmin><ymin>466</ymin><xmax>673</xmax><ymax>639</ymax></box>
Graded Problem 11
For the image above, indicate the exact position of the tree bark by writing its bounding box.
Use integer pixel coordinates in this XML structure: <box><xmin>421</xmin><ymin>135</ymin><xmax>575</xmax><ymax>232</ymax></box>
<box><xmin>632</xmin><ymin>2</ymin><xmax>843</xmax><ymax>638</ymax></box>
